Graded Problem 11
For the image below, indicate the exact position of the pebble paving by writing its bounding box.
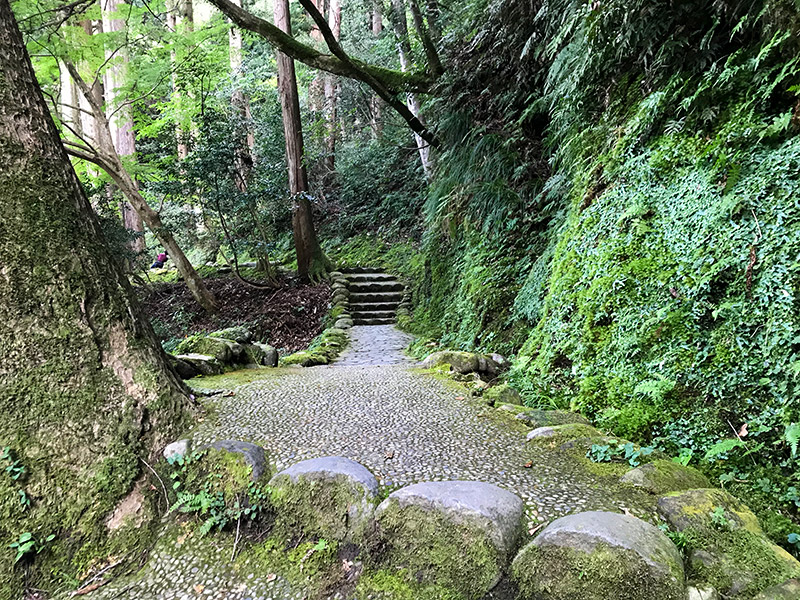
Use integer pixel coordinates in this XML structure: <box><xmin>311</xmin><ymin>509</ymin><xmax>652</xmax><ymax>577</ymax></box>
<box><xmin>81</xmin><ymin>325</ymin><xmax>655</xmax><ymax>600</ymax></box>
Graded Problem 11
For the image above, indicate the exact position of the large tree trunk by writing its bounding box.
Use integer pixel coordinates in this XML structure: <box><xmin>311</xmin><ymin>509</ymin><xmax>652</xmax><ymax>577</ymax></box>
<box><xmin>229</xmin><ymin>0</ymin><xmax>255</xmax><ymax>190</ymax></box>
<box><xmin>273</xmin><ymin>0</ymin><xmax>330</xmax><ymax>282</ymax></box>
<box><xmin>0</xmin><ymin>1</ymin><xmax>194</xmax><ymax>594</ymax></box>
<box><xmin>102</xmin><ymin>0</ymin><xmax>146</xmax><ymax>258</ymax></box>
<box><xmin>167</xmin><ymin>0</ymin><xmax>194</xmax><ymax>160</ymax></box>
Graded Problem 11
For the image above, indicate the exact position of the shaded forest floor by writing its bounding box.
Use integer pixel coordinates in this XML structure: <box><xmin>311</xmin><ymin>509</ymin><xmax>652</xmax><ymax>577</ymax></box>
<box><xmin>139</xmin><ymin>273</ymin><xmax>331</xmax><ymax>352</ymax></box>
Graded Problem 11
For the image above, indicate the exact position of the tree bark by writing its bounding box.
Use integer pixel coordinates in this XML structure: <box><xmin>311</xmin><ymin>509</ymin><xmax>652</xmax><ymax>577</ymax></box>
<box><xmin>274</xmin><ymin>0</ymin><xmax>330</xmax><ymax>282</ymax></box>
<box><xmin>0</xmin><ymin>0</ymin><xmax>194</xmax><ymax>593</ymax></box>
<box><xmin>370</xmin><ymin>0</ymin><xmax>383</xmax><ymax>138</ymax></box>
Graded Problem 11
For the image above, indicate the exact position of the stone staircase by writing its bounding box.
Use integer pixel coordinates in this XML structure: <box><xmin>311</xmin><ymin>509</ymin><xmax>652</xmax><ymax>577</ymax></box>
<box><xmin>342</xmin><ymin>268</ymin><xmax>406</xmax><ymax>326</ymax></box>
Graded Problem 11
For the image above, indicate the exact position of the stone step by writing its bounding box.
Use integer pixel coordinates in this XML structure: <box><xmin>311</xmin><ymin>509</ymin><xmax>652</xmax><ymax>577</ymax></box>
<box><xmin>353</xmin><ymin>317</ymin><xmax>396</xmax><ymax>326</ymax></box>
<box><xmin>350</xmin><ymin>305</ymin><xmax>400</xmax><ymax>315</ymax></box>
<box><xmin>340</xmin><ymin>266</ymin><xmax>380</xmax><ymax>274</ymax></box>
<box><xmin>345</xmin><ymin>273</ymin><xmax>397</xmax><ymax>283</ymax></box>
<box><xmin>350</xmin><ymin>291</ymin><xmax>405</xmax><ymax>304</ymax></box>
<box><xmin>349</xmin><ymin>281</ymin><xmax>404</xmax><ymax>293</ymax></box>
<box><xmin>351</xmin><ymin>310</ymin><xmax>397</xmax><ymax>320</ymax></box>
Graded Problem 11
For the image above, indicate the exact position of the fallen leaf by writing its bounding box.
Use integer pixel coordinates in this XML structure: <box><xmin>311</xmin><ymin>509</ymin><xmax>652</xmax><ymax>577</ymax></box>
<box><xmin>193</xmin><ymin>584</ymin><xmax>205</xmax><ymax>594</ymax></box>
<box><xmin>384</xmin><ymin>450</ymin><xmax>394</xmax><ymax>460</ymax></box>
<box><xmin>266</xmin><ymin>573</ymin><xmax>277</xmax><ymax>582</ymax></box>
<box><xmin>528</xmin><ymin>523</ymin><xmax>545</xmax><ymax>536</ymax></box>
<box><xmin>523</xmin><ymin>461</ymin><xmax>533</xmax><ymax>468</ymax></box>
<box><xmin>455</xmin><ymin>396</ymin><xmax>465</xmax><ymax>401</ymax></box>
<box><xmin>222</xmin><ymin>391</ymin><xmax>235</xmax><ymax>397</ymax></box>
<box><xmin>738</xmin><ymin>423</ymin><xmax>748</xmax><ymax>437</ymax></box>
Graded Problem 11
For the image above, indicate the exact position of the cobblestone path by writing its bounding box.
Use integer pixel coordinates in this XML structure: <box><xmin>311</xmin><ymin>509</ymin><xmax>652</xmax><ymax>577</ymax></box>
<box><xmin>83</xmin><ymin>325</ymin><xmax>654</xmax><ymax>600</ymax></box>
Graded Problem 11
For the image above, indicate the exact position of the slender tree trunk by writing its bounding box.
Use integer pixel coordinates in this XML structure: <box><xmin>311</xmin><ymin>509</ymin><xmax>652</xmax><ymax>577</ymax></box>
<box><xmin>63</xmin><ymin>61</ymin><xmax>218</xmax><ymax>313</ymax></box>
<box><xmin>274</xmin><ymin>0</ymin><xmax>330</xmax><ymax>282</ymax></box>
<box><xmin>390</xmin><ymin>0</ymin><xmax>432</xmax><ymax>179</ymax></box>
<box><xmin>0</xmin><ymin>3</ymin><xmax>193</xmax><ymax>594</ymax></box>
<box><xmin>229</xmin><ymin>0</ymin><xmax>255</xmax><ymax>189</ymax></box>
<box><xmin>370</xmin><ymin>0</ymin><xmax>383</xmax><ymax>138</ymax></box>
<box><xmin>323</xmin><ymin>0</ymin><xmax>340</xmax><ymax>179</ymax></box>
<box><xmin>102</xmin><ymin>0</ymin><xmax>146</xmax><ymax>258</ymax></box>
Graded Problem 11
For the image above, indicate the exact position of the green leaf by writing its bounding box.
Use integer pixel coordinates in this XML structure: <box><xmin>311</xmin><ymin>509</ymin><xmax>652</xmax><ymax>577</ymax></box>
<box><xmin>704</xmin><ymin>438</ymin><xmax>746</xmax><ymax>460</ymax></box>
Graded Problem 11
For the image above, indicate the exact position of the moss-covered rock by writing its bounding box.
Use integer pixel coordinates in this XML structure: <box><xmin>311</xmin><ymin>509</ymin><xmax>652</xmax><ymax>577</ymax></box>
<box><xmin>279</xmin><ymin>351</ymin><xmax>329</xmax><ymax>367</ymax></box>
<box><xmin>372</xmin><ymin>481</ymin><xmax>524</xmax><ymax>599</ymax></box>
<box><xmin>512</xmin><ymin>408</ymin><xmax>590</xmax><ymax>429</ymax></box>
<box><xmin>175</xmin><ymin>353</ymin><xmax>225</xmax><ymax>376</ymax></box>
<box><xmin>658</xmin><ymin>488</ymin><xmax>800</xmax><ymax>597</ymax></box>
<box><xmin>658</xmin><ymin>488</ymin><xmax>763</xmax><ymax>535</ymax></box>
<box><xmin>249</xmin><ymin>342</ymin><xmax>278</xmax><ymax>367</ymax></box>
<box><xmin>753</xmin><ymin>579</ymin><xmax>800</xmax><ymax>599</ymax></box>
<box><xmin>208</xmin><ymin>326</ymin><xmax>253</xmax><ymax>344</ymax></box>
<box><xmin>421</xmin><ymin>350</ymin><xmax>481</xmax><ymax>374</ymax></box>
<box><xmin>483</xmin><ymin>383</ymin><xmax>522</xmax><ymax>406</ymax></box>
<box><xmin>621</xmin><ymin>460</ymin><xmax>710</xmax><ymax>495</ymax></box>
<box><xmin>512</xmin><ymin>511</ymin><xmax>685</xmax><ymax>600</ymax></box>
<box><xmin>525</xmin><ymin>423</ymin><xmax>603</xmax><ymax>444</ymax></box>
<box><xmin>269</xmin><ymin>456</ymin><xmax>378</xmax><ymax>541</ymax></box>
<box><xmin>175</xmin><ymin>335</ymin><xmax>239</xmax><ymax>364</ymax></box>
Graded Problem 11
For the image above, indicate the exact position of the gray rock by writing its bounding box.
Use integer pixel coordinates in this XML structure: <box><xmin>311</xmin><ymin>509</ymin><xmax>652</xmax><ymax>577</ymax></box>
<box><xmin>420</xmin><ymin>350</ymin><xmax>480</xmax><ymax>374</ymax></box>
<box><xmin>270</xmin><ymin>456</ymin><xmax>378</xmax><ymax>541</ymax></box>
<box><xmin>208</xmin><ymin>337</ymin><xmax>245</xmax><ymax>363</ymax></box>
<box><xmin>208</xmin><ymin>326</ymin><xmax>253</xmax><ymax>344</ymax></box>
<box><xmin>169</xmin><ymin>356</ymin><xmax>198</xmax><ymax>380</ymax></box>
<box><xmin>252</xmin><ymin>343</ymin><xmax>278</xmax><ymax>367</ymax></box>
<box><xmin>208</xmin><ymin>440</ymin><xmax>267</xmax><ymax>481</ymax></box>
<box><xmin>175</xmin><ymin>353</ymin><xmax>224</xmax><ymax>376</ymax></box>
<box><xmin>489</xmin><ymin>353</ymin><xmax>509</xmax><ymax>370</ymax></box>
<box><xmin>688</xmin><ymin>587</ymin><xmax>720</xmax><ymax>600</ymax></box>
<box><xmin>620</xmin><ymin>460</ymin><xmax>710</xmax><ymax>495</ymax></box>
<box><xmin>514</xmin><ymin>408</ymin><xmax>590</xmax><ymax>429</ymax></box>
<box><xmin>477</xmin><ymin>355</ymin><xmax>501</xmax><ymax>377</ymax></box>
<box><xmin>334</xmin><ymin>318</ymin><xmax>353</xmax><ymax>329</ymax></box>
<box><xmin>526</xmin><ymin>426</ymin><xmax>558</xmax><ymax>441</ymax></box>
<box><xmin>164</xmin><ymin>439</ymin><xmax>191</xmax><ymax>462</ymax></box>
<box><xmin>483</xmin><ymin>384</ymin><xmax>521</xmax><ymax>406</ymax></box>
<box><xmin>377</xmin><ymin>481</ymin><xmax>523</xmax><ymax>558</ymax></box>
<box><xmin>374</xmin><ymin>480</ymin><xmax>525</xmax><ymax>597</ymax></box>
<box><xmin>329</xmin><ymin>271</ymin><xmax>343</xmax><ymax>278</ymax></box>
<box><xmin>512</xmin><ymin>511</ymin><xmax>685</xmax><ymax>600</ymax></box>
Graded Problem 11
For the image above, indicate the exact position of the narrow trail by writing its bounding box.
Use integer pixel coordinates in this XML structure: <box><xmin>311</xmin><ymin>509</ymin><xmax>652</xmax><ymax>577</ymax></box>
<box><xmin>83</xmin><ymin>325</ymin><xmax>654</xmax><ymax>600</ymax></box>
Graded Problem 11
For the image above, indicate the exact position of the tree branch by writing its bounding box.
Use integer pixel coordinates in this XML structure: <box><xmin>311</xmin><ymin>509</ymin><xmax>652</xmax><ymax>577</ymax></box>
<box><xmin>205</xmin><ymin>0</ymin><xmax>432</xmax><ymax>94</ymax></box>
<box><xmin>408</xmin><ymin>0</ymin><xmax>443</xmax><ymax>77</ymax></box>
<box><xmin>296</xmin><ymin>0</ymin><xmax>439</xmax><ymax>147</ymax></box>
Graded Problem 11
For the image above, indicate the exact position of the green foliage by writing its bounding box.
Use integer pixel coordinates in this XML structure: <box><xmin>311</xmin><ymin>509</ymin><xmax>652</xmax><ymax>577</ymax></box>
<box><xmin>167</xmin><ymin>450</ymin><xmax>270</xmax><ymax>536</ymax></box>
<box><xmin>8</xmin><ymin>532</ymin><xmax>55</xmax><ymax>564</ymax></box>
<box><xmin>586</xmin><ymin>440</ymin><xmax>655</xmax><ymax>467</ymax></box>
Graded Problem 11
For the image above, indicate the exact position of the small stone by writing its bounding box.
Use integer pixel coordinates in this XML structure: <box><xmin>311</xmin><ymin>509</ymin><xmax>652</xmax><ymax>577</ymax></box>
<box><xmin>208</xmin><ymin>440</ymin><xmax>268</xmax><ymax>481</ymax></box>
<box><xmin>687</xmin><ymin>586</ymin><xmax>720</xmax><ymax>600</ymax></box>
<box><xmin>164</xmin><ymin>439</ymin><xmax>191</xmax><ymax>462</ymax></box>
<box><xmin>754</xmin><ymin>579</ymin><xmax>800</xmax><ymax>600</ymax></box>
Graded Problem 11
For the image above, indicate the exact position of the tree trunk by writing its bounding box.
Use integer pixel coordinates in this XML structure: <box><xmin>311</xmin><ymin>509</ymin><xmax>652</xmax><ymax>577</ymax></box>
<box><xmin>370</xmin><ymin>0</ymin><xmax>383</xmax><ymax>137</ymax></box>
<box><xmin>0</xmin><ymin>1</ymin><xmax>194</xmax><ymax>594</ymax></box>
<box><xmin>323</xmin><ymin>0</ymin><xmax>340</xmax><ymax>179</ymax></box>
<box><xmin>63</xmin><ymin>61</ymin><xmax>218</xmax><ymax>313</ymax></box>
<box><xmin>229</xmin><ymin>0</ymin><xmax>255</xmax><ymax>190</ymax></box>
<box><xmin>390</xmin><ymin>0</ymin><xmax>433</xmax><ymax>179</ymax></box>
<box><xmin>274</xmin><ymin>0</ymin><xmax>330</xmax><ymax>282</ymax></box>
<box><xmin>167</xmin><ymin>0</ymin><xmax>194</xmax><ymax>160</ymax></box>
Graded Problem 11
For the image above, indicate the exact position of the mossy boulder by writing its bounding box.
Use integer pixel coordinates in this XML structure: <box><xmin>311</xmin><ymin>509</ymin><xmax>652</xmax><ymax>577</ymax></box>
<box><xmin>513</xmin><ymin>408</ymin><xmax>590</xmax><ymax>429</ymax></box>
<box><xmin>753</xmin><ymin>579</ymin><xmax>800</xmax><ymax>599</ymax></box>
<box><xmin>279</xmin><ymin>351</ymin><xmax>329</xmax><ymax>367</ymax></box>
<box><xmin>658</xmin><ymin>488</ymin><xmax>763</xmax><ymax>535</ymax></box>
<box><xmin>421</xmin><ymin>350</ymin><xmax>480</xmax><ymax>374</ymax></box>
<box><xmin>621</xmin><ymin>460</ymin><xmax>710</xmax><ymax>495</ymax></box>
<box><xmin>512</xmin><ymin>511</ymin><xmax>685</xmax><ymax>600</ymax></box>
<box><xmin>658</xmin><ymin>489</ymin><xmax>800</xmax><ymax>596</ymax></box>
<box><xmin>168</xmin><ymin>355</ymin><xmax>198</xmax><ymax>379</ymax></box>
<box><xmin>175</xmin><ymin>335</ymin><xmax>241</xmax><ymax>364</ymax></box>
<box><xmin>175</xmin><ymin>353</ymin><xmax>224</xmax><ymax>376</ymax></box>
<box><xmin>483</xmin><ymin>384</ymin><xmax>522</xmax><ymax>406</ymax></box>
<box><xmin>526</xmin><ymin>423</ymin><xmax>603</xmax><ymax>444</ymax></box>
<box><xmin>208</xmin><ymin>326</ymin><xmax>253</xmax><ymax>344</ymax></box>
<box><xmin>373</xmin><ymin>480</ymin><xmax>524</xmax><ymax>599</ymax></box>
<box><xmin>269</xmin><ymin>456</ymin><xmax>378</xmax><ymax>541</ymax></box>
<box><xmin>208</xmin><ymin>440</ymin><xmax>269</xmax><ymax>482</ymax></box>
<box><xmin>250</xmin><ymin>342</ymin><xmax>278</xmax><ymax>367</ymax></box>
